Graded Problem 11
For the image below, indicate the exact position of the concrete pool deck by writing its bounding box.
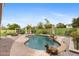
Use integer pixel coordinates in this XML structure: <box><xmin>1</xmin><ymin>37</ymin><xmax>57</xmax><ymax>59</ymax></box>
<box><xmin>0</xmin><ymin>34</ymin><xmax>79</xmax><ymax>56</ymax></box>
<box><xmin>0</xmin><ymin>36</ymin><xmax>20</xmax><ymax>56</ymax></box>
<box><xmin>10</xmin><ymin>35</ymin><xmax>49</xmax><ymax>56</ymax></box>
<box><xmin>56</xmin><ymin>36</ymin><xmax>67</xmax><ymax>53</ymax></box>
<box><xmin>10</xmin><ymin>35</ymin><xmax>67</xmax><ymax>56</ymax></box>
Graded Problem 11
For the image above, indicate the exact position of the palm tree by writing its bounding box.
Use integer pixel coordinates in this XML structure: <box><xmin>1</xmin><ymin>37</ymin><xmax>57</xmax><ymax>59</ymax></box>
<box><xmin>26</xmin><ymin>25</ymin><xmax>32</xmax><ymax>34</ymax></box>
<box><xmin>0</xmin><ymin>3</ymin><xmax>2</xmax><ymax>29</ymax></box>
<box><xmin>72</xmin><ymin>17</ymin><xmax>79</xmax><ymax>28</ymax></box>
<box><xmin>44</xmin><ymin>18</ymin><xmax>52</xmax><ymax>29</ymax></box>
<box><xmin>37</xmin><ymin>22</ymin><xmax>44</xmax><ymax>29</ymax></box>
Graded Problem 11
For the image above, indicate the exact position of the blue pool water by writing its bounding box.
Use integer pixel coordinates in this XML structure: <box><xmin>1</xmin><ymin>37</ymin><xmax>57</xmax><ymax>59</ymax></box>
<box><xmin>25</xmin><ymin>35</ymin><xmax>60</xmax><ymax>50</ymax></box>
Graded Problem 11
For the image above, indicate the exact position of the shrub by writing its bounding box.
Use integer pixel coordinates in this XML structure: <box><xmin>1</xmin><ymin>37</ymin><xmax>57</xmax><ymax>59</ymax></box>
<box><xmin>42</xmin><ymin>29</ymin><xmax>48</xmax><ymax>34</ymax></box>
<box><xmin>7</xmin><ymin>32</ymin><xmax>17</xmax><ymax>36</ymax></box>
<box><xmin>55</xmin><ymin>28</ymin><xmax>67</xmax><ymax>35</ymax></box>
<box><xmin>36</xmin><ymin>29</ymin><xmax>48</xmax><ymax>34</ymax></box>
<box><xmin>70</xmin><ymin>30</ymin><xmax>79</xmax><ymax>50</ymax></box>
<box><xmin>31</xmin><ymin>27</ymin><xmax>36</xmax><ymax>34</ymax></box>
<box><xmin>65</xmin><ymin>28</ymin><xmax>77</xmax><ymax>36</ymax></box>
<box><xmin>0</xmin><ymin>30</ymin><xmax>7</xmax><ymax>36</ymax></box>
<box><xmin>36</xmin><ymin>29</ymin><xmax>43</xmax><ymax>34</ymax></box>
<box><xmin>20</xmin><ymin>29</ymin><xmax>25</xmax><ymax>34</ymax></box>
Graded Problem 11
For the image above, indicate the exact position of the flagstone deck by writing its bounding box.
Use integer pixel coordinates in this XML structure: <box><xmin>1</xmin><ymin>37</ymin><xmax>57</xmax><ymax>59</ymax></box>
<box><xmin>0</xmin><ymin>36</ymin><xmax>19</xmax><ymax>56</ymax></box>
<box><xmin>0</xmin><ymin>35</ymin><xmax>79</xmax><ymax>56</ymax></box>
<box><xmin>10</xmin><ymin>35</ymin><xmax>49</xmax><ymax>56</ymax></box>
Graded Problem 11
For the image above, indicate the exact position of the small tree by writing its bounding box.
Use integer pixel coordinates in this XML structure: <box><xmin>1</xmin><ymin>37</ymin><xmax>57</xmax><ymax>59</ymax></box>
<box><xmin>20</xmin><ymin>28</ymin><xmax>25</xmax><ymax>34</ymax></box>
<box><xmin>44</xmin><ymin>19</ymin><xmax>52</xmax><ymax>29</ymax></box>
<box><xmin>26</xmin><ymin>25</ymin><xmax>32</xmax><ymax>30</ymax></box>
<box><xmin>56</xmin><ymin>23</ymin><xmax>66</xmax><ymax>28</ymax></box>
<box><xmin>37</xmin><ymin>22</ymin><xmax>44</xmax><ymax>29</ymax></box>
<box><xmin>72</xmin><ymin>17</ymin><xmax>79</xmax><ymax>28</ymax></box>
<box><xmin>31</xmin><ymin>26</ymin><xmax>36</xmax><ymax>34</ymax></box>
<box><xmin>7</xmin><ymin>23</ymin><xmax>20</xmax><ymax>30</ymax></box>
<box><xmin>26</xmin><ymin>25</ymin><xmax>32</xmax><ymax>34</ymax></box>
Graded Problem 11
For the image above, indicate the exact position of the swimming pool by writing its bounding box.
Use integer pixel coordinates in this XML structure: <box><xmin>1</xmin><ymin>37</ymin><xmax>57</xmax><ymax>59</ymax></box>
<box><xmin>25</xmin><ymin>35</ymin><xmax>60</xmax><ymax>50</ymax></box>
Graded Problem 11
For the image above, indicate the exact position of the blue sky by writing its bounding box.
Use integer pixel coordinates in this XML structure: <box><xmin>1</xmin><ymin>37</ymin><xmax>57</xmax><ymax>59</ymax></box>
<box><xmin>2</xmin><ymin>3</ymin><xmax>79</xmax><ymax>28</ymax></box>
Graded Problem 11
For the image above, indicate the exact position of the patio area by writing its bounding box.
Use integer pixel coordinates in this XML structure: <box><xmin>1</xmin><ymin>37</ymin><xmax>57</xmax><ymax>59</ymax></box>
<box><xmin>0</xmin><ymin>35</ymin><xmax>79</xmax><ymax>56</ymax></box>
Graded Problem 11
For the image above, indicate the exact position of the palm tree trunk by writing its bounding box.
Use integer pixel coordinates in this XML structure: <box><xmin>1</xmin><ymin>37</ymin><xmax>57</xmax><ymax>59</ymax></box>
<box><xmin>0</xmin><ymin>3</ymin><xmax>3</xmax><ymax>29</ymax></box>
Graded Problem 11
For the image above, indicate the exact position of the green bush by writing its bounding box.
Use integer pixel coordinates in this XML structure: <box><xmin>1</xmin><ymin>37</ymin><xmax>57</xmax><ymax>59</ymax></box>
<box><xmin>20</xmin><ymin>29</ymin><xmax>25</xmax><ymax>34</ymax></box>
<box><xmin>55</xmin><ymin>28</ymin><xmax>68</xmax><ymax>35</ymax></box>
<box><xmin>70</xmin><ymin>31</ymin><xmax>79</xmax><ymax>50</ymax></box>
<box><xmin>6</xmin><ymin>32</ymin><xmax>17</xmax><ymax>36</ymax></box>
<box><xmin>36</xmin><ymin>29</ymin><xmax>43</xmax><ymax>34</ymax></box>
<box><xmin>36</xmin><ymin>29</ymin><xmax>48</xmax><ymax>34</ymax></box>
<box><xmin>65</xmin><ymin>28</ymin><xmax>77</xmax><ymax>36</ymax></box>
<box><xmin>32</xmin><ymin>28</ymin><xmax>36</xmax><ymax>34</ymax></box>
<box><xmin>42</xmin><ymin>29</ymin><xmax>48</xmax><ymax>34</ymax></box>
<box><xmin>55</xmin><ymin>28</ymin><xmax>78</xmax><ymax>36</ymax></box>
<box><xmin>0</xmin><ymin>30</ymin><xmax>7</xmax><ymax>36</ymax></box>
<box><xmin>1</xmin><ymin>30</ymin><xmax>16</xmax><ymax>36</ymax></box>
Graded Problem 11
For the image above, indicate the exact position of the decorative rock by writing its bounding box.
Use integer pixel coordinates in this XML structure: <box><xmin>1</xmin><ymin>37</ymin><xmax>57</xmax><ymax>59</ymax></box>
<box><xmin>45</xmin><ymin>44</ymin><xmax>58</xmax><ymax>55</ymax></box>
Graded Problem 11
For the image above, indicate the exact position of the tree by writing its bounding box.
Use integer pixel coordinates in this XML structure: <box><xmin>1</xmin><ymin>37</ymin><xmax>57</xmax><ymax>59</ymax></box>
<box><xmin>72</xmin><ymin>17</ymin><xmax>79</xmax><ymax>28</ymax></box>
<box><xmin>45</xmin><ymin>18</ymin><xmax>50</xmax><ymax>24</ymax></box>
<box><xmin>26</xmin><ymin>25</ymin><xmax>32</xmax><ymax>34</ymax></box>
<box><xmin>37</xmin><ymin>22</ymin><xmax>44</xmax><ymax>29</ymax></box>
<box><xmin>56</xmin><ymin>23</ymin><xmax>66</xmax><ymax>28</ymax></box>
<box><xmin>26</xmin><ymin>25</ymin><xmax>32</xmax><ymax>30</ymax></box>
<box><xmin>0</xmin><ymin>3</ymin><xmax>2</xmax><ymax>29</ymax></box>
<box><xmin>20</xmin><ymin>28</ymin><xmax>25</xmax><ymax>34</ymax></box>
<box><xmin>44</xmin><ymin>24</ymin><xmax>53</xmax><ymax>29</ymax></box>
<box><xmin>31</xmin><ymin>26</ymin><xmax>36</xmax><ymax>33</ymax></box>
<box><xmin>7</xmin><ymin>23</ymin><xmax>20</xmax><ymax>30</ymax></box>
<box><xmin>44</xmin><ymin>19</ymin><xmax>52</xmax><ymax>29</ymax></box>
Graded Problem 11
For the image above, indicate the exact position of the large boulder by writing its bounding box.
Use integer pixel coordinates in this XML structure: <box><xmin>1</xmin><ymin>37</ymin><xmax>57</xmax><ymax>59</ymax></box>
<box><xmin>45</xmin><ymin>44</ymin><xmax>58</xmax><ymax>55</ymax></box>
<box><xmin>49</xmin><ymin>34</ymin><xmax>57</xmax><ymax>40</ymax></box>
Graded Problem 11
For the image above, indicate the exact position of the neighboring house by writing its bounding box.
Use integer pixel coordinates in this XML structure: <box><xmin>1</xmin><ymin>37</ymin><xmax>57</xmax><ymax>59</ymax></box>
<box><xmin>66</xmin><ymin>24</ymin><xmax>73</xmax><ymax>28</ymax></box>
